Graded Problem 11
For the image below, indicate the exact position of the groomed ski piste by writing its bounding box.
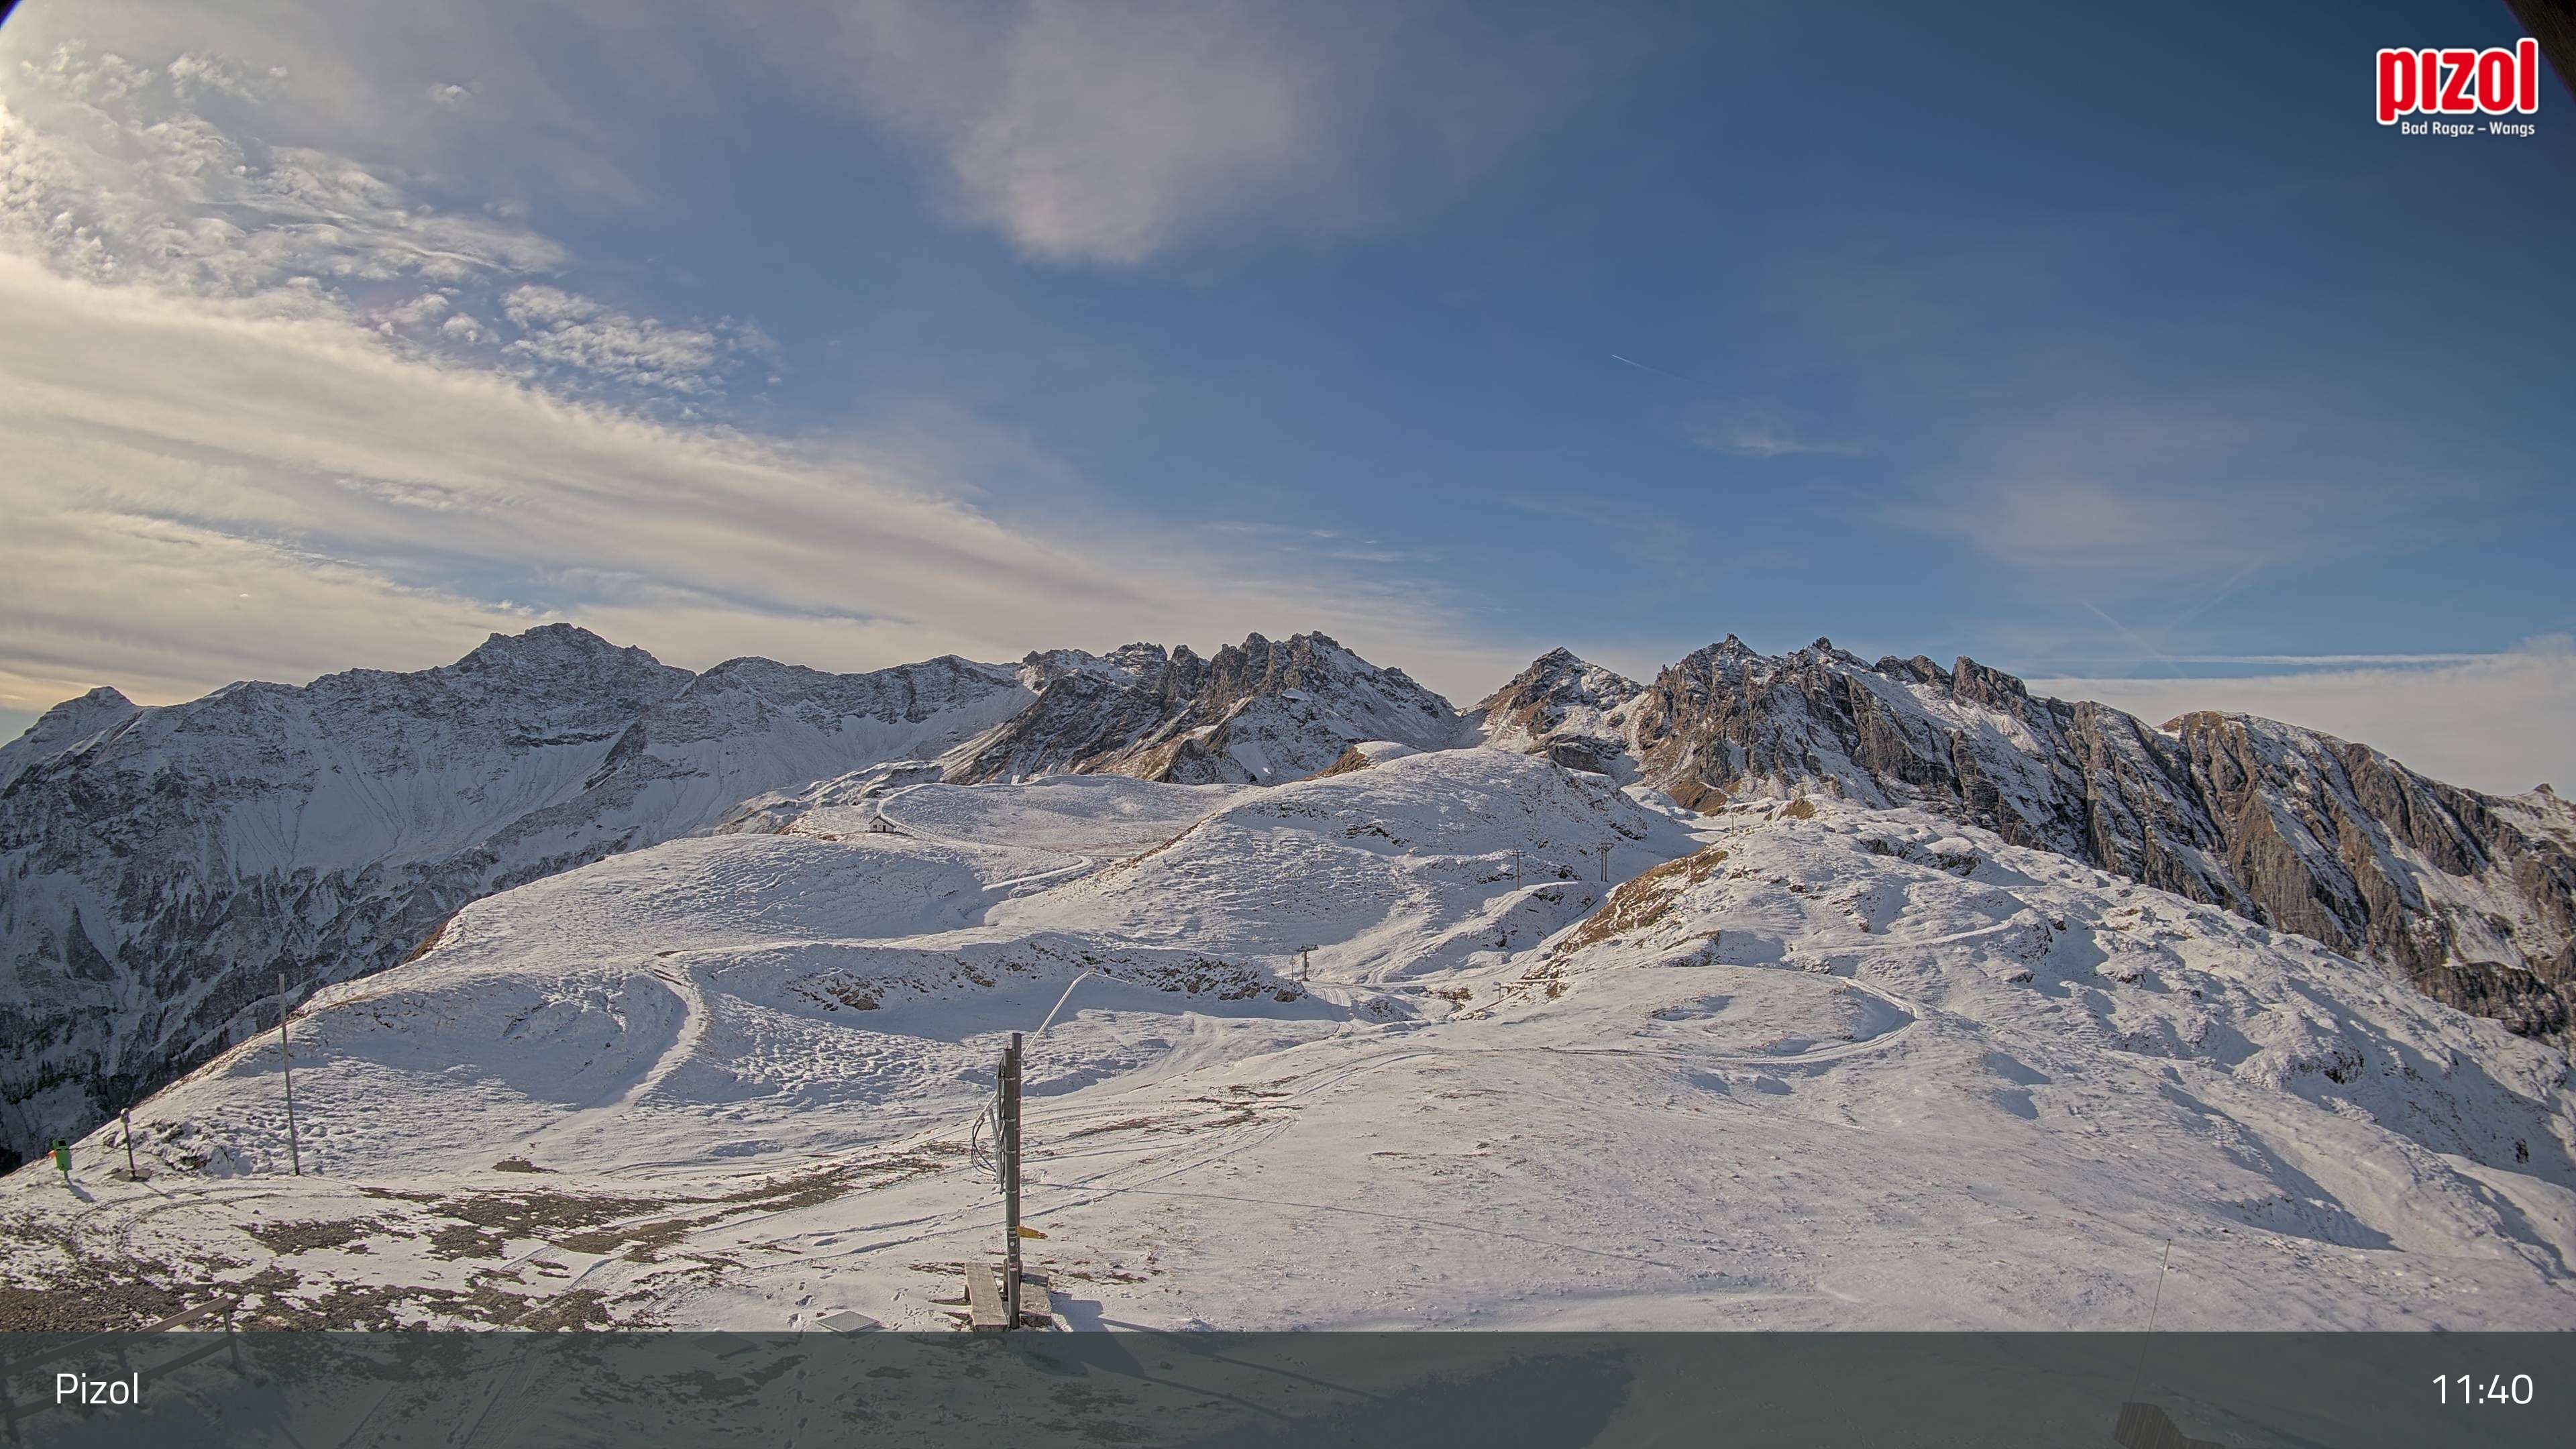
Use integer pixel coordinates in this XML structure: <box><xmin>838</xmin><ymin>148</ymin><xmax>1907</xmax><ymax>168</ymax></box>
<box><xmin>6</xmin><ymin>747</ymin><xmax>2572</xmax><ymax>1332</ymax></box>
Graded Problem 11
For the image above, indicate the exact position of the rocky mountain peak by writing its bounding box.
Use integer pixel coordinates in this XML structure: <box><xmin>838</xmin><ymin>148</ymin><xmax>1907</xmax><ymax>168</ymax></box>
<box><xmin>1950</xmin><ymin>655</ymin><xmax>2031</xmax><ymax>708</ymax></box>
<box><xmin>440</xmin><ymin>623</ymin><xmax>680</xmax><ymax>689</ymax></box>
<box><xmin>1477</xmin><ymin>634</ymin><xmax>2576</xmax><ymax>1047</ymax></box>
<box><xmin>1018</xmin><ymin>642</ymin><xmax>1175</xmax><ymax>691</ymax></box>
<box><xmin>949</xmin><ymin>629</ymin><xmax>1458</xmax><ymax>788</ymax></box>
<box><xmin>1470</xmin><ymin>648</ymin><xmax>1646</xmax><ymax>777</ymax></box>
<box><xmin>1478</xmin><ymin>647</ymin><xmax>1639</xmax><ymax>702</ymax></box>
<box><xmin>458</xmin><ymin>621</ymin><xmax>623</xmax><ymax>663</ymax></box>
<box><xmin>19</xmin><ymin>684</ymin><xmax>138</xmax><ymax>729</ymax></box>
<box><xmin>0</xmin><ymin>685</ymin><xmax>143</xmax><ymax>791</ymax></box>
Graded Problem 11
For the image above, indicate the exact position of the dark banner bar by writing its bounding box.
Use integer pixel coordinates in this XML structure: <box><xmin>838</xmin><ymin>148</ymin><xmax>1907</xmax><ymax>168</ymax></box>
<box><xmin>1</xmin><ymin>1331</ymin><xmax>2565</xmax><ymax>1448</ymax></box>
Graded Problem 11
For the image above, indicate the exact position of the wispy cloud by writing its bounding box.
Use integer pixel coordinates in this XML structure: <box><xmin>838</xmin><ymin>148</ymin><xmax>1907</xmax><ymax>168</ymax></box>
<box><xmin>500</xmin><ymin>285</ymin><xmax>777</xmax><ymax>395</ymax></box>
<box><xmin>2039</xmin><ymin>652</ymin><xmax>2496</xmax><ymax>669</ymax></box>
<box><xmin>0</xmin><ymin>250</ymin><xmax>1525</xmax><ymax>711</ymax></box>
<box><xmin>8</xmin><ymin>1</ymin><xmax>1624</xmax><ymax>260</ymax></box>
<box><xmin>1681</xmin><ymin>400</ymin><xmax>1861</xmax><ymax>460</ymax></box>
<box><xmin>0</xmin><ymin>43</ymin><xmax>769</xmax><ymax>405</ymax></box>
<box><xmin>1607</xmin><ymin>359</ymin><xmax>1860</xmax><ymax>462</ymax></box>
<box><xmin>0</xmin><ymin>40</ymin><xmax>1538</xmax><ymax>716</ymax></box>
<box><xmin>5</xmin><ymin>46</ymin><xmax>566</xmax><ymax>300</ymax></box>
<box><xmin>1884</xmin><ymin>396</ymin><xmax>2478</xmax><ymax>593</ymax></box>
<box><xmin>802</xmin><ymin>0</ymin><xmax>1617</xmax><ymax>265</ymax></box>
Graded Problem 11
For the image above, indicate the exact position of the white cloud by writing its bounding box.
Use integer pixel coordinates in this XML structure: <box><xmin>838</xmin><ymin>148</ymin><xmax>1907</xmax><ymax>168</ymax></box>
<box><xmin>0</xmin><ymin>24</ymin><xmax>1564</xmax><ymax>718</ymax></box>
<box><xmin>500</xmin><ymin>284</ymin><xmax>771</xmax><ymax>395</ymax></box>
<box><xmin>2029</xmin><ymin>638</ymin><xmax>2576</xmax><ymax>798</ymax></box>
<box><xmin>800</xmin><ymin>0</ymin><xmax>1613</xmax><ymax>265</ymax></box>
<box><xmin>165</xmin><ymin>52</ymin><xmax>284</xmax><ymax>104</ymax></box>
<box><xmin>0</xmin><ymin>253</ymin><xmax>1526</xmax><ymax>714</ymax></box>
<box><xmin>4</xmin><ymin>3</ymin><xmax>1615</xmax><ymax>268</ymax></box>
<box><xmin>0</xmin><ymin>48</ymin><xmax>767</xmax><ymax>400</ymax></box>
<box><xmin>1</xmin><ymin>52</ymin><xmax>567</xmax><ymax>303</ymax></box>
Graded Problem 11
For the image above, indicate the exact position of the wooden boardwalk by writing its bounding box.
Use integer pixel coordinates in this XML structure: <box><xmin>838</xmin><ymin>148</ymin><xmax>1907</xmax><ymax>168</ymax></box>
<box><xmin>965</xmin><ymin>1264</ymin><xmax>1052</xmax><ymax>1332</ymax></box>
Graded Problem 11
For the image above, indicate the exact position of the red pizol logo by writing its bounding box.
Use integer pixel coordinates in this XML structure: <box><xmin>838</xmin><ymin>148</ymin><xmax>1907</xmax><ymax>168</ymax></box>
<box><xmin>2377</xmin><ymin>39</ymin><xmax>2540</xmax><ymax>124</ymax></box>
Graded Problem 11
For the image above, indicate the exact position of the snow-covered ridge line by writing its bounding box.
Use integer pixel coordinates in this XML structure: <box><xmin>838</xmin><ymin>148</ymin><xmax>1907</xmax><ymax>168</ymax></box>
<box><xmin>7</xmin><ymin>619</ymin><xmax>2567</xmax><ymax>1175</ymax></box>
<box><xmin>0</xmin><ymin>624</ymin><xmax>1455</xmax><ymax>1166</ymax></box>
<box><xmin>9</xmin><ymin>753</ymin><xmax>2569</xmax><ymax>1332</ymax></box>
<box><xmin>1472</xmin><ymin>637</ymin><xmax>2576</xmax><ymax>1049</ymax></box>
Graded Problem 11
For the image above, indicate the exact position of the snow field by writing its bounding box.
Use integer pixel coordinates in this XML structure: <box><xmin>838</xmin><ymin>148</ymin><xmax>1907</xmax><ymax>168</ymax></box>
<box><xmin>8</xmin><ymin>749</ymin><xmax>2571</xmax><ymax>1332</ymax></box>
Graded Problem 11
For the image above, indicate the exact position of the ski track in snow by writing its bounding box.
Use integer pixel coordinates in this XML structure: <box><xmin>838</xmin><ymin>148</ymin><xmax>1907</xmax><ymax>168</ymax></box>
<box><xmin>870</xmin><ymin>786</ymin><xmax>1102</xmax><ymax>895</ymax></box>
<box><xmin>522</xmin><ymin>963</ymin><xmax>712</xmax><ymax>1165</ymax></box>
<box><xmin>9</xmin><ymin>748</ymin><xmax>2575</xmax><ymax>1334</ymax></box>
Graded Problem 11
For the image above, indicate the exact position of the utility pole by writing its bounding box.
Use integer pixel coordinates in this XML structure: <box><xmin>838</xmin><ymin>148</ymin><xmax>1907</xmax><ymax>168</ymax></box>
<box><xmin>120</xmin><ymin>1107</ymin><xmax>138</xmax><ymax>1179</ymax></box>
<box><xmin>1000</xmin><ymin>1031</ymin><xmax>1023</xmax><ymax>1322</ymax></box>
<box><xmin>278</xmin><ymin>971</ymin><xmax>301</xmax><ymax>1177</ymax></box>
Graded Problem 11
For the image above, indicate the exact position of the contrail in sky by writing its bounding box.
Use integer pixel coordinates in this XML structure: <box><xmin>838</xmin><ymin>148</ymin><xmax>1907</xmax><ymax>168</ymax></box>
<box><xmin>1609</xmin><ymin>353</ymin><xmax>1701</xmax><ymax>384</ymax></box>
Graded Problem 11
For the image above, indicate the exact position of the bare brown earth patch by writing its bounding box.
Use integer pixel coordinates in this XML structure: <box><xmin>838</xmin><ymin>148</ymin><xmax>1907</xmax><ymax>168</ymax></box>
<box><xmin>1306</xmin><ymin>746</ymin><xmax>1375</xmax><ymax>780</ymax></box>
<box><xmin>1556</xmin><ymin>846</ymin><xmax>1731</xmax><ymax>956</ymax></box>
<box><xmin>246</xmin><ymin>1216</ymin><xmax>388</xmax><ymax>1254</ymax></box>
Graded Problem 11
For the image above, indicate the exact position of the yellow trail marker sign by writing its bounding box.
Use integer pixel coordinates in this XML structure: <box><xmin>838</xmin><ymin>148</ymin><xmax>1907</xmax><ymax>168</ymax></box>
<box><xmin>1015</xmin><ymin>1226</ymin><xmax>1048</xmax><ymax>1240</ymax></box>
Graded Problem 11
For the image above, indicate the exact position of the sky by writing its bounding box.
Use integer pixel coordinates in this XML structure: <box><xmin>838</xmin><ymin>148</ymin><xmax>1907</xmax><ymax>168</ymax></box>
<box><xmin>1</xmin><ymin>0</ymin><xmax>2569</xmax><ymax>794</ymax></box>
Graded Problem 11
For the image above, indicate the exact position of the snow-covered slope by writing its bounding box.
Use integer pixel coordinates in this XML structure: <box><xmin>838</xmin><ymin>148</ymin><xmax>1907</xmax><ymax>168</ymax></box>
<box><xmin>9</xmin><ymin>751</ymin><xmax>2568</xmax><ymax>1333</ymax></box>
<box><xmin>1479</xmin><ymin>638</ymin><xmax>2576</xmax><ymax>1049</ymax></box>
<box><xmin>0</xmin><ymin>627</ymin><xmax>1030</xmax><ymax>1168</ymax></box>
<box><xmin>0</xmin><ymin>625</ymin><xmax>1466</xmax><ymax>1169</ymax></box>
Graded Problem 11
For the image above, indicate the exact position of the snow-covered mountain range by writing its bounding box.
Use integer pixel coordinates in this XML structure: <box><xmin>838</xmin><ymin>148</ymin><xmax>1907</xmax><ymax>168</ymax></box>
<box><xmin>1471</xmin><ymin>638</ymin><xmax>2576</xmax><ymax>1044</ymax></box>
<box><xmin>9</xmin><ymin>749</ymin><xmax>2570</xmax><ymax>1332</ymax></box>
<box><xmin>2</xmin><ymin>623</ymin><xmax>2568</xmax><ymax>1186</ymax></box>
<box><xmin>0</xmin><ymin>626</ymin><xmax>1447</xmax><ymax>1166</ymax></box>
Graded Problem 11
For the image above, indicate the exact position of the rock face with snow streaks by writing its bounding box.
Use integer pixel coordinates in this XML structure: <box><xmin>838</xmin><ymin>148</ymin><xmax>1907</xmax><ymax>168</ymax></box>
<box><xmin>946</xmin><ymin>631</ymin><xmax>1460</xmax><ymax>786</ymax></box>
<box><xmin>1478</xmin><ymin>637</ymin><xmax>2576</xmax><ymax>1044</ymax></box>
<box><xmin>1468</xmin><ymin>648</ymin><xmax>1648</xmax><ymax>779</ymax></box>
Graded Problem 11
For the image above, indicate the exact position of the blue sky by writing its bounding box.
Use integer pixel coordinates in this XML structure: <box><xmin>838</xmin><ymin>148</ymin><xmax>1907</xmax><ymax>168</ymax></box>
<box><xmin>1</xmin><ymin>0</ymin><xmax>2569</xmax><ymax>790</ymax></box>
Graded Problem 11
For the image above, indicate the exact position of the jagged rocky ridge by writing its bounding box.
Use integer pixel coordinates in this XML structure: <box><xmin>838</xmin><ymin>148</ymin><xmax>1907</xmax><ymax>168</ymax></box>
<box><xmin>1472</xmin><ymin>638</ymin><xmax>2576</xmax><ymax>1042</ymax></box>
<box><xmin>0</xmin><ymin>626</ymin><xmax>1452</xmax><ymax>1165</ymax></box>
<box><xmin>948</xmin><ymin>631</ymin><xmax>1460</xmax><ymax>786</ymax></box>
<box><xmin>7</xmin><ymin>621</ymin><xmax>2567</xmax><ymax>1167</ymax></box>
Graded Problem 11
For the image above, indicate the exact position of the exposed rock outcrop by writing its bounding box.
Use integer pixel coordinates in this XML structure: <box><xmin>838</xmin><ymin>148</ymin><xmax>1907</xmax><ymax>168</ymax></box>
<box><xmin>1480</xmin><ymin>637</ymin><xmax>2576</xmax><ymax>1043</ymax></box>
<box><xmin>945</xmin><ymin>631</ymin><xmax>1461</xmax><ymax>786</ymax></box>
